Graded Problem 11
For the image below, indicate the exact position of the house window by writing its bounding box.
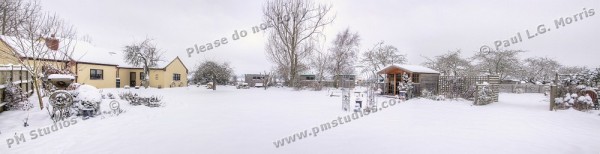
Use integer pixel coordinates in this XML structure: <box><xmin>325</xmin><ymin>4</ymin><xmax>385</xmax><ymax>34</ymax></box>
<box><xmin>173</xmin><ymin>73</ymin><xmax>181</xmax><ymax>81</ymax></box>
<box><xmin>140</xmin><ymin>72</ymin><xmax>145</xmax><ymax>80</ymax></box>
<box><xmin>307</xmin><ymin>76</ymin><xmax>315</xmax><ymax>80</ymax></box>
<box><xmin>90</xmin><ymin>69</ymin><xmax>103</xmax><ymax>80</ymax></box>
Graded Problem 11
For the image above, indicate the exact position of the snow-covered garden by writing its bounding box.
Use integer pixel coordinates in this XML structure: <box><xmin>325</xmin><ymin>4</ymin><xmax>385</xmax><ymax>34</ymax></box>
<box><xmin>1</xmin><ymin>0</ymin><xmax>600</xmax><ymax>153</ymax></box>
<box><xmin>1</xmin><ymin>85</ymin><xmax>599</xmax><ymax>153</ymax></box>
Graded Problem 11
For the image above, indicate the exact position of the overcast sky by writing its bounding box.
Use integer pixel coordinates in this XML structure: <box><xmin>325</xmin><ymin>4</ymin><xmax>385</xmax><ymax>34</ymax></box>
<box><xmin>41</xmin><ymin>0</ymin><xmax>600</xmax><ymax>75</ymax></box>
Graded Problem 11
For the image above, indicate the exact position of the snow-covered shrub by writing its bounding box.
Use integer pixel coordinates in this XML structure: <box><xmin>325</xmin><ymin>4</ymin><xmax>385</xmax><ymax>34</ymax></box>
<box><xmin>292</xmin><ymin>83</ymin><xmax>306</xmax><ymax>91</ymax></box>
<box><xmin>107</xmin><ymin>93</ymin><xmax>115</xmax><ymax>99</ymax></box>
<box><xmin>564</xmin><ymin>93</ymin><xmax>575</xmax><ymax>106</ymax></box>
<box><xmin>462</xmin><ymin>85</ymin><xmax>477</xmax><ymax>100</ymax></box>
<box><xmin>554</xmin><ymin>96</ymin><xmax>570</xmax><ymax>110</ymax></box>
<box><xmin>421</xmin><ymin>89</ymin><xmax>433</xmax><ymax>98</ymax></box>
<box><xmin>129</xmin><ymin>95</ymin><xmax>163</xmax><ymax>107</ymax></box>
<box><xmin>475</xmin><ymin>84</ymin><xmax>493</xmax><ymax>105</ymax></box>
<box><xmin>118</xmin><ymin>91</ymin><xmax>135</xmax><ymax>101</ymax></box>
<box><xmin>433</xmin><ymin>95</ymin><xmax>446</xmax><ymax>101</ymax></box>
<box><xmin>72</xmin><ymin>85</ymin><xmax>102</xmax><ymax>117</ymax></box>
<box><xmin>2</xmin><ymin>81</ymin><xmax>33</xmax><ymax>111</ymax></box>
<box><xmin>554</xmin><ymin>97</ymin><xmax>563</xmax><ymax>105</ymax></box>
<box><xmin>309</xmin><ymin>82</ymin><xmax>323</xmax><ymax>91</ymax></box>
<box><xmin>515</xmin><ymin>88</ymin><xmax>524</xmax><ymax>94</ymax></box>
<box><xmin>120</xmin><ymin>92</ymin><xmax>163</xmax><ymax>107</ymax></box>
<box><xmin>67</xmin><ymin>83</ymin><xmax>81</xmax><ymax>91</ymax></box>
<box><xmin>574</xmin><ymin>94</ymin><xmax>594</xmax><ymax>111</ymax></box>
<box><xmin>146</xmin><ymin>95</ymin><xmax>163</xmax><ymax>107</ymax></box>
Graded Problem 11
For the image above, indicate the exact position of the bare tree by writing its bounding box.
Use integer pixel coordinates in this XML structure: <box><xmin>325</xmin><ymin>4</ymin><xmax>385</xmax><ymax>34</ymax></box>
<box><xmin>360</xmin><ymin>41</ymin><xmax>407</xmax><ymax>78</ymax></box>
<box><xmin>262</xmin><ymin>70</ymin><xmax>273</xmax><ymax>90</ymax></box>
<box><xmin>472</xmin><ymin>49</ymin><xmax>524</xmax><ymax>80</ymax></box>
<box><xmin>0</xmin><ymin>11</ymin><xmax>78</xmax><ymax>110</ymax></box>
<box><xmin>0</xmin><ymin>0</ymin><xmax>40</xmax><ymax>35</ymax></box>
<box><xmin>558</xmin><ymin>65</ymin><xmax>589</xmax><ymax>75</ymax></box>
<box><xmin>123</xmin><ymin>38</ymin><xmax>164</xmax><ymax>88</ymax></box>
<box><xmin>192</xmin><ymin>60</ymin><xmax>233</xmax><ymax>90</ymax></box>
<box><xmin>328</xmin><ymin>28</ymin><xmax>360</xmax><ymax>88</ymax></box>
<box><xmin>263</xmin><ymin>0</ymin><xmax>334</xmax><ymax>87</ymax></box>
<box><xmin>517</xmin><ymin>57</ymin><xmax>561</xmax><ymax>83</ymax></box>
<box><xmin>310</xmin><ymin>49</ymin><xmax>328</xmax><ymax>83</ymax></box>
<box><xmin>423</xmin><ymin>50</ymin><xmax>474</xmax><ymax>76</ymax></box>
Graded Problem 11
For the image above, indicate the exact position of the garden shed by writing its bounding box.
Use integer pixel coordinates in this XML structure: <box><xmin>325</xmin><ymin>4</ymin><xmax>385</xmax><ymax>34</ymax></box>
<box><xmin>377</xmin><ymin>64</ymin><xmax>440</xmax><ymax>96</ymax></box>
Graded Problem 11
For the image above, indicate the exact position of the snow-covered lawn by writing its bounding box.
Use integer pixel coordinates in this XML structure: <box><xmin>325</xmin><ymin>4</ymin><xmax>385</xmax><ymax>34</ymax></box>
<box><xmin>1</xmin><ymin>86</ymin><xmax>600</xmax><ymax>154</ymax></box>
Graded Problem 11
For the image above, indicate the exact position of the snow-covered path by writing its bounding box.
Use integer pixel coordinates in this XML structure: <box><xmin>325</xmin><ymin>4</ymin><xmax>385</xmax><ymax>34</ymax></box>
<box><xmin>1</xmin><ymin>86</ymin><xmax>599</xmax><ymax>154</ymax></box>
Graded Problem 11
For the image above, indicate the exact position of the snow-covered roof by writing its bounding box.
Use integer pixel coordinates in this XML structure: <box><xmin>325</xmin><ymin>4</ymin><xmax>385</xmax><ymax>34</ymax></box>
<box><xmin>0</xmin><ymin>35</ymin><xmax>173</xmax><ymax>69</ymax></box>
<box><xmin>48</xmin><ymin>74</ymin><xmax>75</xmax><ymax>80</ymax></box>
<box><xmin>377</xmin><ymin>64</ymin><xmax>439</xmax><ymax>74</ymax></box>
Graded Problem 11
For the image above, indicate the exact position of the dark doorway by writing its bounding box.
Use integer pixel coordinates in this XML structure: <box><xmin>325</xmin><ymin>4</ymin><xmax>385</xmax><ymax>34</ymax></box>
<box><xmin>130</xmin><ymin>72</ymin><xmax>136</xmax><ymax>87</ymax></box>
<box><xmin>116</xmin><ymin>78</ymin><xmax>120</xmax><ymax>88</ymax></box>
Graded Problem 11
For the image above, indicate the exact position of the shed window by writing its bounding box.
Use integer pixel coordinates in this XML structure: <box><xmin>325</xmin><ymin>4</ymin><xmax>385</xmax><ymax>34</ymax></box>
<box><xmin>412</xmin><ymin>74</ymin><xmax>420</xmax><ymax>83</ymax></box>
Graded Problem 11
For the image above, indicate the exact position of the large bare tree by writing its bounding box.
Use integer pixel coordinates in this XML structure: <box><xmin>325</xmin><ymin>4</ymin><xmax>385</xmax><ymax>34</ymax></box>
<box><xmin>263</xmin><ymin>0</ymin><xmax>334</xmax><ymax>87</ymax></box>
<box><xmin>423</xmin><ymin>50</ymin><xmax>474</xmax><ymax>76</ymax></box>
<box><xmin>472</xmin><ymin>49</ymin><xmax>524</xmax><ymax>80</ymax></box>
<box><xmin>123</xmin><ymin>38</ymin><xmax>164</xmax><ymax>88</ymax></box>
<box><xmin>328</xmin><ymin>28</ymin><xmax>360</xmax><ymax>88</ymax></box>
<box><xmin>310</xmin><ymin>49</ymin><xmax>328</xmax><ymax>83</ymax></box>
<box><xmin>517</xmin><ymin>57</ymin><xmax>561</xmax><ymax>83</ymax></box>
<box><xmin>360</xmin><ymin>41</ymin><xmax>407</xmax><ymax>78</ymax></box>
<box><xmin>0</xmin><ymin>0</ymin><xmax>40</xmax><ymax>35</ymax></box>
<box><xmin>0</xmin><ymin>11</ymin><xmax>78</xmax><ymax>110</ymax></box>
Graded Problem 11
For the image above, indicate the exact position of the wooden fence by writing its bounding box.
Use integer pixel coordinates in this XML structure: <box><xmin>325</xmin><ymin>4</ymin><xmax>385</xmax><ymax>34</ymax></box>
<box><xmin>0</xmin><ymin>65</ymin><xmax>34</xmax><ymax>109</ymax></box>
<box><xmin>498</xmin><ymin>84</ymin><xmax>549</xmax><ymax>93</ymax></box>
<box><xmin>438</xmin><ymin>75</ymin><xmax>499</xmax><ymax>102</ymax></box>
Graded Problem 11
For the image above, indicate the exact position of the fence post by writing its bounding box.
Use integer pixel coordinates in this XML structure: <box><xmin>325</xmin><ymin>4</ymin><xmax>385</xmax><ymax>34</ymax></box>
<box><xmin>511</xmin><ymin>84</ymin><xmax>515</xmax><ymax>93</ymax></box>
<box><xmin>474</xmin><ymin>85</ymin><xmax>480</xmax><ymax>105</ymax></box>
<box><xmin>550</xmin><ymin>85</ymin><xmax>557</xmax><ymax>111</ymax></box>
<box><xmin>10</xmin><ymin>65</ymin><xmax>13</xmax><ymax>82</ymax></box>
<box><xmin>487</xmin><ymin>75</ymin><xmax>500</xmax><ymax>102</ymax></box>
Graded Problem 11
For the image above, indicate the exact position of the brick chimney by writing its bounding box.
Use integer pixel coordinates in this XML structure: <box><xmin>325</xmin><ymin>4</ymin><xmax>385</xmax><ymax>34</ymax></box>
<box><xmin>45</xmin><ymin>34</ymin><xmax>59</xmax><ymax>50</ymax></box>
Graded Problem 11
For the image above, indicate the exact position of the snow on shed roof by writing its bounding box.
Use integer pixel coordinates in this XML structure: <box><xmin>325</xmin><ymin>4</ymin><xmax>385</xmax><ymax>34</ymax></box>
<box><xmin>377</xmin><ymin>64</ymin><xmax>439</xmax><ymax>74</ymax></box>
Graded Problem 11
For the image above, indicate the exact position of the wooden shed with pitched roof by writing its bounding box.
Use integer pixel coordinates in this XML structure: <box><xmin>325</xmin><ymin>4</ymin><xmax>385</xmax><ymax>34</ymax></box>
<box><xmin>377</xmin><ymin>64</ymin><xmax>440</xmax><ymax>96</ymax></box>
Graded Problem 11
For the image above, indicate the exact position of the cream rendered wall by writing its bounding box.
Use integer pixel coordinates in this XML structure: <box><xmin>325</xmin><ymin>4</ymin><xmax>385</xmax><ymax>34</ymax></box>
<box><xmin>118</xmin><ymin>68</ymin><xmax>165</xmax><ymax>88</ymax></box>
<box><xmin>117</xmin><ymin>68</ymin><xmax>129</xmax><ymax>88</ymax></box>
<box><xmin>118</xmin><ymin>68</ymin><xmax>141</xmax><ymax>87</ymax></box>
<box><xmin>147</xmin><ymin>69</ymin><xmax>163</xmax><ymax>88</ymax></box>
<box><xmin>76</xmin><ymin>63</ymin><xmax>117</xmax><ymax>88</ymax></box>
<box><xmin>0</xmin><ymin>40</ymin><xmax>19</xmax><ymax>65</ymax></box>
<box><xmin>162</xmin><ymin>58</ymin><xmax>188</xmax><ymax>88</ymax></box>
